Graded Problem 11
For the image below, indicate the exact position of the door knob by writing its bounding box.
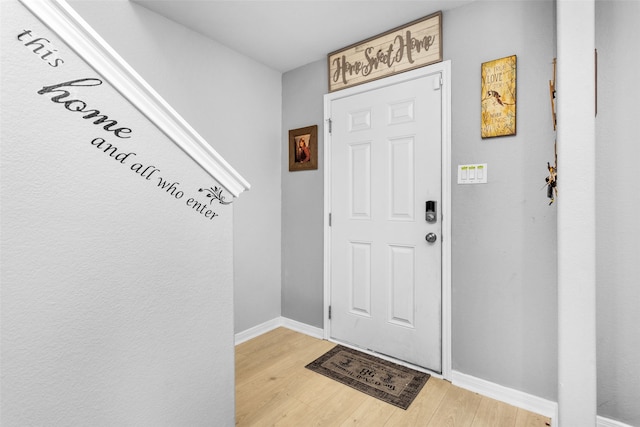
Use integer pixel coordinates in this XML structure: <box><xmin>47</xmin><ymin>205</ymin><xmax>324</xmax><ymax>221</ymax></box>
<box><xmin>425</xmin><ymin>233</ymin><xmax>437</xmax><ymax>243</ymax></box>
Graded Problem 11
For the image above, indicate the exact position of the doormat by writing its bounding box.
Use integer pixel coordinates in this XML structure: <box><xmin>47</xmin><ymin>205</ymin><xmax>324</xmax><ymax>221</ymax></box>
<box><xmin>305</xmin><ymin>345</ymin><xmax>430</xmax><ymax>410</ymax></box>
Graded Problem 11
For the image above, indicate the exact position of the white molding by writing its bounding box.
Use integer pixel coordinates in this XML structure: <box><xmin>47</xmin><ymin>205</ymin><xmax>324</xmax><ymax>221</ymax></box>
<box><xmin>452</xmin><ymin>371</ymin><xmax>558</xmax><ymax>427</ymax></box>
<box><xmin>234</xmin><ymin>318</ymin><xmax>282</xmax><ymax>345</ymax></box>
<box><xmin>322</xmin><ymin>62</ymin><xmax>453</xmax><ymax>380</ymax></box>
<box><xmin>235</xmin><ymin>317</ymin><xmax>324</xmax><ymax>345</ymax></box>
<box><xmin>322</xmin><ymin>96</ymin><xmax>332</xmax><ymax>342</ymax></box>
<box><xmin>440</xmin><ymin>60</ymin><xmax>452</xmax><ymax>380</ymax></box>
<box><xmin>597</xmin><ymin>416</ymin><xmax>635</xmax><ymax>427</ymax></box>
<box><xmin>19</xmin><ymin>0</ymin><xmax>250</xmax><ymax>198</ymax></box>
<box><xmin>280</xmin><ymin>317</ymin><xmax>324</xmax><ymax>339</ymax></box>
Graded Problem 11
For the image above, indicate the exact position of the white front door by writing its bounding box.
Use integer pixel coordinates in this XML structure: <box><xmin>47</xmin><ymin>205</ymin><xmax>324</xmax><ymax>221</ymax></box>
<box><xmin>328</xmin><ymin>71</ymin><xmax>443</xmax><ymax>372</ymax></box>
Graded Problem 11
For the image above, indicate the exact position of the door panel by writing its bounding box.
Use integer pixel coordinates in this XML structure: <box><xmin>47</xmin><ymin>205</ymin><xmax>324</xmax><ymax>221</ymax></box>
<box><xmin>389</xmin><ymin>136</ymin><xmax>415</xmax><ymax>220</ymax></box>
<box><xmin>349</xmin><ymin>241</ymin><xmax>372</xmax><ymax>316</ymax></box>
<box><xmin>348</xmin><ymin>142</ymin><xmax>372</xmax><ymax>219</ymax></box>
<box><xmin>388</xmin><ymin>244</ymin><xmax>416</xmax><ymax>327</ymax></box>
<box><xmin>330</xmin><ymin>73</ymin><xmax>442</xmax><ymax>372</ymax></box>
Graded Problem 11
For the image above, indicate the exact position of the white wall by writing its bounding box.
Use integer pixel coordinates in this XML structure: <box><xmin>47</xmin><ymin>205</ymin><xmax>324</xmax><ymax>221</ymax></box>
<box><xmin>1</xmin><ymin>1</ymin><xmax>236</xmax><ymax>424</ymax></box>
<box><xmin>67</xmin><ymin>0</ymin><xmax>283</xmax><ymax>334</ymax></box>
<box><xmin>556</xmin><ymin>1</ymin><xmax>597</xmax><ymax>424</ymax></box>
<box><xmin>595</xmin><ymin>1</ymin><xmax>640</xmax><ymax>425</ymax></box>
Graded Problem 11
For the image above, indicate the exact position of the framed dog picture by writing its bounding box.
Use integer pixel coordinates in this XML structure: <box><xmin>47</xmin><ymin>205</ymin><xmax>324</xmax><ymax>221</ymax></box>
<box><xmin>289</xmin><ymin>125</ymin><xmax>318</xmax><ymax>171</ymax></box>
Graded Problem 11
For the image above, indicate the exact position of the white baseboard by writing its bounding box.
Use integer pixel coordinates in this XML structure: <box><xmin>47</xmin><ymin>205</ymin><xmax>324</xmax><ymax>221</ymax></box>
<box><xmin>597</xmin><ymin>416</ymin><xmax>635</xmax><ymax>427</ymax></box>
<box><xmin>452</xmin><ymin>370</ymin><xmax>558</xmax><ymax>427</ymax></box>
<box><xmin>235</xmin><ymin>316</ymin><xmax>323</xmax><ymax>345</ymax></box>
<box><xmin>280</xmin><ymin>317</ymin><xmax>324</xmax><ymax>339</ymax></box>
<box><xmin>234</xmin><ymin>317</ymin><xmax>282</xmax><ymax>345</ymax></box>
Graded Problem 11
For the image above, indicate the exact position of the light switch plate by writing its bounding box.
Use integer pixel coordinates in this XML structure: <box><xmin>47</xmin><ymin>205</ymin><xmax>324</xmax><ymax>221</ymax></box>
<box><xmin>458</xmin><ymin>163</ymin><xmax>488</xmax><ymax>184</ymax></box>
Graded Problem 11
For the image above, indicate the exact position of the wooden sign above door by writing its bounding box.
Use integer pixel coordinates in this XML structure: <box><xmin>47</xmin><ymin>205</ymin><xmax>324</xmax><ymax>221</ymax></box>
<box><xmin>327</xmin><ymin>12</ymin><xmax>442</xmax><ymax>92</ymax></box>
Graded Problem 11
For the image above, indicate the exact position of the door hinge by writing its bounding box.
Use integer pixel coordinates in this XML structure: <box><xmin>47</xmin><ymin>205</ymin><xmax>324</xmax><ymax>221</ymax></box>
<box><xmin>328</xmin><ymin>305</ymin><xmax>332</xmax><ymax>319</ymax></box>
<box><xmin>329</xmin><ymin>212</ymin><xmax>332</xmax><ymax>227</ymax></box>
<box><xmin>327</xmin><ymin>118</ymin><xmax>332</xmax><ymax>134</ymax></box>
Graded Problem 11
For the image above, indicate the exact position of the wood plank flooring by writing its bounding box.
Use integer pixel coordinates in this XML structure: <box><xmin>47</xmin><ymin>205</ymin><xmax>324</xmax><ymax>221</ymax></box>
<box><xmin>236</xmin><ymin>327</ymin><xmax>551</xmax><ymax>427</ymax></box>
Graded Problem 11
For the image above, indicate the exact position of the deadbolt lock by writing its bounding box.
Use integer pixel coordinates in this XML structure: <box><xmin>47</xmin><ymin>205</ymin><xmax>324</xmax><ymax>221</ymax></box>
<box><xmin>425</xmin><ymin>201</ymin><xmax>437</xmax><ymax>223</ymax></box>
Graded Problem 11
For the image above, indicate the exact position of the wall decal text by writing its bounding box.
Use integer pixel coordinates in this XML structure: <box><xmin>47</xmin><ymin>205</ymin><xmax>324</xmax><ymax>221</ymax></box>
<box><xmin>17</xmin><ymin>29</ymin><xmax>231</xmax><ymax>223</ymax></box>
<box><xmin>18</xmin><ymin>29</ymin><xmax>64</xmax><ymax>67</ymax></box>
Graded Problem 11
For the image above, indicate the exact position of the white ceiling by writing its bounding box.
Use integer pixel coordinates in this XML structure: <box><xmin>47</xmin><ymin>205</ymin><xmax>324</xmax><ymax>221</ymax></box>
<box><xmin>131</xmin><ymin>0</ymin><xmax>475</xmax><ymax>73</ymax></box>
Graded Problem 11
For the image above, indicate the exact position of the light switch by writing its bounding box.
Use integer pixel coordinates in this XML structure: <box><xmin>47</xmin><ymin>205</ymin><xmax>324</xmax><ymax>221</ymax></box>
<box><xmin>458</xmin><ymin>163</ymin><xmax>488</xmax><ymax>184</ymax></box>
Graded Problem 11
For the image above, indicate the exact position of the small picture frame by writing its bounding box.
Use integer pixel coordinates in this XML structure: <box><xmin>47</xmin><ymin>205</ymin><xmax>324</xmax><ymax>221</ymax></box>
<box><xmin>289</xmin><ymin>125</ymin><xmax>318</xmax><ymax>171</ymax></box>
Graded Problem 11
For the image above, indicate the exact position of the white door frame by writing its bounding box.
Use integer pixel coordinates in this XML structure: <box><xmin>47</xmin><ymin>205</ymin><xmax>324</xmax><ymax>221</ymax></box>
<box><xmin>323</xmin><ymin>61</ymin><xmax>452</xmax><ymax>380</ymax></box>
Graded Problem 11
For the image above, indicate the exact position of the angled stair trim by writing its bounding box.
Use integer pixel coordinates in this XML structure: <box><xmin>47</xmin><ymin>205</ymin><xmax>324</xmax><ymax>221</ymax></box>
<box><xmin>20</xmin><ymin>0</ymin><xmax>250</xmax><ymax>198</ymax></box>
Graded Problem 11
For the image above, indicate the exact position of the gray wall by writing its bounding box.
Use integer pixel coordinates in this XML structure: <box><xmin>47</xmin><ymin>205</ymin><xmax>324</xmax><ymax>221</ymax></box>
<box><xmin>281</xmin><ymin>62</ymin><xmax>326</xmax><ymax>327</ymax></box>
<box><xmin>446</xmin><ymin>0</ymin><xmax>557</xmax><ymax>400</ymax></box>
<box><xmin>69</xmin><ymin>0</ymin><xmax>283</xmax><ymax>334</ymax></box>
<box><xmin>595</xmin><ymin>1</ymin><xmax>640</xmax><ymax>425</ymax></box>
<box><xmin>281</xmin><ymin>0</ymin><xmax>558</xmax><ymax>401</ymax></box>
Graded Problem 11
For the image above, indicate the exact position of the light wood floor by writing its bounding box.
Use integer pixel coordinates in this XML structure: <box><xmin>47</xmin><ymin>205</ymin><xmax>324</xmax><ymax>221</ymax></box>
<box><xmin>236</xmin><ymin>327</ymin><xmax>551</xmax><ymax>426</ymax></box>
